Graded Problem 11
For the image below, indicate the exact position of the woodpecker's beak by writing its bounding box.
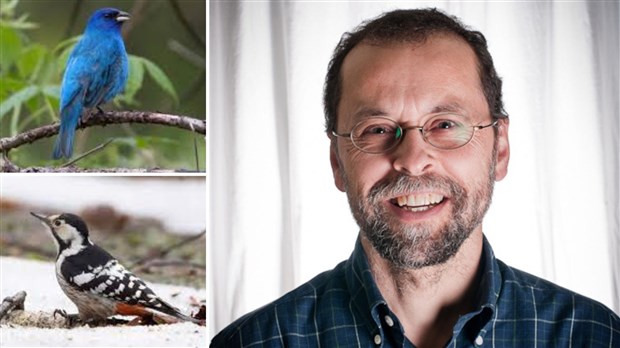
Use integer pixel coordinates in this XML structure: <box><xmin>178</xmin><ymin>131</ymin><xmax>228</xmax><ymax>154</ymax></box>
<box><xmin>30</xmin><ymin>212</ymin><xmax>53</xmax><ymax>228</ymax></box>
<box><xmin>116</xmin><ymin>11</ymin><xmax>130</xmax><ymax>22</ymax></box>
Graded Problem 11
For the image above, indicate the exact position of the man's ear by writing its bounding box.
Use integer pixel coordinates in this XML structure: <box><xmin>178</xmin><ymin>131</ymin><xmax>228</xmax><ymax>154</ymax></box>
<box><xmin>494</xmin><ymin>118</ymin><xmax>510</xmax><ymax>181</ymax></box>
<box><xmin>329</xmin><ymin>140</ymin><xmax>346</xmax><ymax>192</ymax></box>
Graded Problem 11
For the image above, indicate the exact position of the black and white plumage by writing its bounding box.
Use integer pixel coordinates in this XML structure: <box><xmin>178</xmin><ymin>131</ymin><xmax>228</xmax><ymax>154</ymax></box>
<box><xmin>31</xmin><ymin>212</ymin><xmax>200</xmax><ymax>324</ymax></box>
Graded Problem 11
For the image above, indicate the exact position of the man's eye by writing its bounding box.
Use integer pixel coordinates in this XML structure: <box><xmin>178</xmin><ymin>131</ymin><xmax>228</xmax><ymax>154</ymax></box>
<box><xmin>427</xmin><ymin>119</ymin><xmax>463</xmax><ymax>132</ymax></box>
<box><xmin>362</xmin><ymin>125</ymin><xmax>396</xmax><ymax>136</ymax></box>
<box><xmin>369</xmin><ymin>126</ymin><xmax>388</xmax><ymax>134</ymax></box>
<box><xmin>437</xmin><ymin>120</ymin><xmax>457</xmax><ymax>129</ymax></box>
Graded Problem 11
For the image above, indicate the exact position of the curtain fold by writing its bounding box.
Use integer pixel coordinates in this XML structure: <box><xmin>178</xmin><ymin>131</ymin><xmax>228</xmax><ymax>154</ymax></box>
<box><xmin>209</xmin><ymin>1</ymin><xmax>619</xmax><ymax>336</ymax></box>
<box><xmin>587</xmin><ymin>0</ymin><xmax>620</xmax><ymax>314</ymax></box>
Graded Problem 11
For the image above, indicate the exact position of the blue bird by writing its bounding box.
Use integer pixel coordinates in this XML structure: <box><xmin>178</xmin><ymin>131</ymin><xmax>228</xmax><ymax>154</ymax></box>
<box><xmin>53</xmin><ymin>8</ymin><xmax>130</xmax><ymax>159</ymax></box>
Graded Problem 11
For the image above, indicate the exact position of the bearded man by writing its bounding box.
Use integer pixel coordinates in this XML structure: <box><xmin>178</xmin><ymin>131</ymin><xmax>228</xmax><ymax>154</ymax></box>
<box><xmin>212</xmin><ymin>8</ymin><xmax>619</xmax><ymax>348</ymax></box>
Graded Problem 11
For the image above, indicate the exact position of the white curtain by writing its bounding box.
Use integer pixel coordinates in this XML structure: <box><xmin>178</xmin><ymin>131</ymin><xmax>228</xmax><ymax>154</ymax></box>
<box><xmin>209</xmin><ymin>1</ymin><xmax>619</xmax><ymax>336</ymax></box>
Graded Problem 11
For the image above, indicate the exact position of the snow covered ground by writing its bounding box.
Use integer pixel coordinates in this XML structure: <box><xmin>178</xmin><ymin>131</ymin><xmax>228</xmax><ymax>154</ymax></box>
<box><xmin>0</xmin><ymin>256</ymin><xmax>206</xmax><ymax>347</ymax></box>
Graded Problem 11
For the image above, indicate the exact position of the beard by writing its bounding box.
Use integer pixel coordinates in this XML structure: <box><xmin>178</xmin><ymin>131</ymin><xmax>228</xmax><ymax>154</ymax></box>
<box><xmin>342</xmin><ymin>157</ymin><xmax>496</xmax><ymax>270</ymax></box>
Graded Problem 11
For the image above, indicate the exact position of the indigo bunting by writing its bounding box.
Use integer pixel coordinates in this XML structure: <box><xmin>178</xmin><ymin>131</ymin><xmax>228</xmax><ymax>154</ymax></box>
<box><xmin>53</xmin><ymin>8</ymin><xmax>130</xmax><ymax>159</ymax></box>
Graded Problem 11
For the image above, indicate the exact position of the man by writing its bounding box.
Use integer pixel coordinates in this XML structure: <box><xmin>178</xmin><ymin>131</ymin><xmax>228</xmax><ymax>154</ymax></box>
<box><xmin>211</xmin><ymin>8</ymin><xmax>619</xmax><ymax>347</ymax></box>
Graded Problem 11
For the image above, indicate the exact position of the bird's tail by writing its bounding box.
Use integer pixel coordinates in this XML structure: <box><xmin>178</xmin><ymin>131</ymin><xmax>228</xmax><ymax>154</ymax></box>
<box><xmin>155</xmin><ymin>299</ymin><xmax>202</xmax><ymax>324</ymax></box>
<box><xmin>146</xmin><ymin>298</ymin><xmax>204</xmax><ymax>325</ymax></box>
<box><xmin>52</xmin><ymin>103</ymin><xmax>82</xmax><ymax>159</ymax></box>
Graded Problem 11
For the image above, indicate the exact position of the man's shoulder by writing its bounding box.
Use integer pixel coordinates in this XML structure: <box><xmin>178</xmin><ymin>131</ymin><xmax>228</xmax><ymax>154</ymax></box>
<box><xmin>496</xmin><ymin>259</ymin><xmax>619</xmax><ymax>335</ymax></box>
<box><xmin>211</xmin><ymin>260</ymin><xmax>350</xmax><ymax>348</ymax></box>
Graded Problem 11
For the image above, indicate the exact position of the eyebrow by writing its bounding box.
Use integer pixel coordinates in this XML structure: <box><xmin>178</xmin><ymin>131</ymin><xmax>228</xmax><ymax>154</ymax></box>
<box><xmin>429</xmin><ymin>103</ymin><xmax>466</xmax><ymax>115</ymax></box>
<box><xmin>351</xmin><ymin>107</ymin><xmax>388</xmax><ymax>121</ymax></box>
<box><xmin>351</xmin><ymin>102</ymin><xmax>467</xmax><ymax>121</ymax></box>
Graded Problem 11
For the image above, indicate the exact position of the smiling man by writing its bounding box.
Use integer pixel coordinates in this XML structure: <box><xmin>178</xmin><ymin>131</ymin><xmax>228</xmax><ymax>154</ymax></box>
<box><xmin>211</xmin><ymin>8</ymin><xmax>619</xmax><ymax>347</ymax></box>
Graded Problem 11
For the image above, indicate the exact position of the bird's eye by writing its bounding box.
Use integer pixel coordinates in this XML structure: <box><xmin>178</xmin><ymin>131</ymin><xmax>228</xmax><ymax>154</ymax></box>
<box><xmin>54</xmin><ymin>220</ymin><xmax>62</xmax><ymax>227</ymax></box>
<box><xmin>104</xmin><ymin>12</ymin><xmax>115</xmax><ymax>18</ymax></box>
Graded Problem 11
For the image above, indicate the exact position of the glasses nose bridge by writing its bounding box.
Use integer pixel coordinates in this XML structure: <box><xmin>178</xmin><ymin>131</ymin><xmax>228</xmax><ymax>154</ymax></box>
<box><xmin>399</xmin><ymin>125</ymin><xmax>428</xmax><ymax>145</ymax></box>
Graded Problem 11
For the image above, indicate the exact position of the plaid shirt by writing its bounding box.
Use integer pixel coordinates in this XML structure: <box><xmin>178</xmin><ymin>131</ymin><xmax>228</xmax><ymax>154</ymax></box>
<box><xmin>211</xmin><ymin>236</ymin><xmax>620</xmax><ymax>347</ymax></box>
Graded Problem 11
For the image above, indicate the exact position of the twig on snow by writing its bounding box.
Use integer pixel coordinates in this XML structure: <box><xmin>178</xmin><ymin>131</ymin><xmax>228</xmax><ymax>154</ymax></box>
<box><xmin>0</xmin><ymin>291</ymin><xmax>26</xmax><ymax>320</ymax></box>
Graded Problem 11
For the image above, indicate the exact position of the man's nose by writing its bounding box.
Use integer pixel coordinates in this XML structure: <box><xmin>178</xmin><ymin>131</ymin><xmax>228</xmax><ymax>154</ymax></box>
<box><xmin>391</xmin><ymin>129</ymin><xmax>436</xmax><ymax>176</ymax></box>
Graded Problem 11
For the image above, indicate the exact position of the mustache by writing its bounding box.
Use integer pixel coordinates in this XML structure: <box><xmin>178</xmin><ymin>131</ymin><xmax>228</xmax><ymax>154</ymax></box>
<box><xmin>367</xmin><ymin>173</ymin><xmax>465</xmax><ymax>204</ymax></box>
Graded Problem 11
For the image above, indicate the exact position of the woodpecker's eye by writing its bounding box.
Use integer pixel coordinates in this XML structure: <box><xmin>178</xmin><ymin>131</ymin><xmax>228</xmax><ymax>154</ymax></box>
<box><xmin>54</xmin><ymin>220</ymin><xmax>62</xmax><ymax>227</ymax></box>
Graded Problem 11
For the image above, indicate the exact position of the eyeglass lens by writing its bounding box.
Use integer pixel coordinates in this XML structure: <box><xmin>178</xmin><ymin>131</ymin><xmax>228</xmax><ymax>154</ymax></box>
<box><xmin>350</xmin><ymin>115</ymin><xmax>478</xmax><ymax>153</ymax></box>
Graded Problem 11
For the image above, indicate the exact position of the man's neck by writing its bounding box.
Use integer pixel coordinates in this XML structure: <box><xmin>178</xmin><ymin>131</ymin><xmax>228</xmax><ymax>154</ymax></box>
<box><xmin>361</xmin><ymin>230</ymin><xmax>484</xmax><ymax>348</ymax></box>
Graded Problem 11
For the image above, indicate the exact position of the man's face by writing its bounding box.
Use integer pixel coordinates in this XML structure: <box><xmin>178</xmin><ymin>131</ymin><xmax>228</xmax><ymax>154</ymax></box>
<box><xmin>330</xmin><ymin>34</ymin><xmax>510</xmax><ymax>269</ymax></box>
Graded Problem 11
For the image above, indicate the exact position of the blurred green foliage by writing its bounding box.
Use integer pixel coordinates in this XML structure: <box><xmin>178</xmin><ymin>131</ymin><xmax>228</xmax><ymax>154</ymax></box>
<box><xmin>0</xmin><ymin>0</ymin><xmax>205</xmax><ymax>170</ymax></box>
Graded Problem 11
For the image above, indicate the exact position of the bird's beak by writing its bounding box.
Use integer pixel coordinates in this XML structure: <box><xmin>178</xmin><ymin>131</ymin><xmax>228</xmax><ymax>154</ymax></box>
<box><xmin>116</xmin><ymin>11</ymin><xmax>130</xmax><ymax>22</ymax></box>
<box><xmin>30</xmin><ymin>212</ymin><xmax>53</xmax><ymax>228</ymax></box>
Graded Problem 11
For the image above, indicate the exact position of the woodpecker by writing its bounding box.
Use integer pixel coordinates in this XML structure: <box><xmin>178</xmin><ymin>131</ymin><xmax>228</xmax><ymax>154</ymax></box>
<box><xmin>31</xmin><ymin>212</ymin><xmax>201</xmax><ymax>325</ymax></box>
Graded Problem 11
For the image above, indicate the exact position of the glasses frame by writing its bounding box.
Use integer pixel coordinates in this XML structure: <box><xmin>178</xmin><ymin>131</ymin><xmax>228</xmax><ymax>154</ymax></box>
<box><xmin>331</xmin><ymin>115</ymin><xmax>499</xmax><ymax>154</ymax></box>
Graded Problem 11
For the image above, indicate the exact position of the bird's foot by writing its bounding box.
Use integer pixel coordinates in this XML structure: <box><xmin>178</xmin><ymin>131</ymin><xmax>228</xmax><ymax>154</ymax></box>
<box><xmin>79</xmin><ymin>112</ymin><xmax>91</xmax><ymax>127</ymax></box>
<box><xmin>77</xmin><ymin>107</ymin><xmax>103</xmax><ymax>128</ymax></box>
<box><xmin>53</xmin><ymin>309</ymin><xmax>82</xmax><ymax>327</ymax></box>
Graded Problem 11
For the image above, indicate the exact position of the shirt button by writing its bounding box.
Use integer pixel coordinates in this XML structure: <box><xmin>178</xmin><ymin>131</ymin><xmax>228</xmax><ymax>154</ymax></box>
<box><xmin>384</xmin><ymin>315</ymin><xmax>394</xmax><ymax>327</ymax></box>
<box><xmin>374</xmin><ymin>334</ymin><xmax>382</xmax><ymax>345</ymax></box>
<box><xmin>475</xmin><ymin>335</ymin><xmax>484</xmax><ymax>346</ymax></box>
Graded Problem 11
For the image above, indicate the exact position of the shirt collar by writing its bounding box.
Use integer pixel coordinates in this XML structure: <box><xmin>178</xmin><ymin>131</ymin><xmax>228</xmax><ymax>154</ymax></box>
<box><xmin>478</xmin><ymin>235</ymin><xmax>502</xmax><ymax>311</ymax></box>
<box><xmin>450</xmin><ymin>235</ymin><xmax>503</xmax><ymax>339</ymax></box>
<box><xmin>345</xmin><ymin>236</ymin><xmax>388</xmax><ymax>334</ymax></box>
<box><xmin>344</xmin><ymin>234</ymin><xmax>503</xmax><ymax>336</ymax></box>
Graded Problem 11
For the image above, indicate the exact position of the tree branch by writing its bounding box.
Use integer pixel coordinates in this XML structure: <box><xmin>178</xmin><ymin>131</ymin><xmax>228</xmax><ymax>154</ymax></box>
<box><xmin>129</xmin><ymin>230</ymin><xmax>206</xmax><ymax>269</ymax></box>
<box><xmin>62</xmin><ymin>0</ymin><xmax>83</xmax><ymax>39</ymax></box>
<box><xmin>0</xmin><ymin>165</ymin><xmax>196</xmax><ymax>173</ymax></box>
<box><xmin>61</xmin><ymin>138</ymin><xmax>116</xmax><ymax>167</ymax></box>
<box><xmin>0</xmin><ymin>110</ymin><xmax>205</xmax><ymax>154</ymax></box>
<box><xmin>168</xmin><ymin>0</ymin><xmax>206</xmax><ymax>50</ymax></box>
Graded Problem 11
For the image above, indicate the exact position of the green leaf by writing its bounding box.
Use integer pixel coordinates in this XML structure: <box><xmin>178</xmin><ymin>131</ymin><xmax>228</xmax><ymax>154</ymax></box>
<box><xmin>120</xmin><ymin>55</ymin><xmax>145</xmax><ymax>105</ymax></box>
<box><xmin>0</xmin><ymin>85</ymin><xmax>38</xmax><ymax>120</ymax></box>
<box><xmin>0</xmin><ymin>77</ymin><xmax>24</xmax><ymax>101</ymax></box>
<box><xmin>41</xmin><ymin>84</ymin><xmax>60</xmax><ymax>98</ymax></box>
<box><xmin>42</xmin><ymin>87</ymin><xmax>60</xmax><ymax>122</ymax></box>
<box><xmin>10</xmin><ymin>13</ymin><xmax>38</xmax><ymax>29</ymax></box>
<box><xmin>0</xmin><ymin>18</ymin><xmax>38</xmax><ymax>29</ymax></box>
<box><xmin>0</xmin><ymin>25</ymin><xmax>21</xmax><ymax>71</ymax></box>
<box><xmin>138</xmin><ymin>57</ymin><xmax>179</xmax><ymax>105</ymax></box>
<box><xmin>0</xmin><ymin>0</ymin><xmax>19</xmax><ymax>16</ymax></box>
<box><xmin>53</xmin><ymin>35</ymin><xmax>81</xmax><ymax>55</ymax></box>
<box><xmin>10</xmin><ymin>97</ymin><xmax>21</xmax><ymax>135</ymax></box>
<box><xmin>0</xmin><ymin>2</ymin><xmax>37</xmax><ymax>29</ymax></box>
<box><xmin>24</xmin><ymin>87</ymin><xmax>40</xmax><ymax>112</ymax></box>
<box><xmin>55</xmin><ymin>36</ymin><xmax>81</xmax><ymax>74</ymax></box>
<box><xmin>17</xmin><ymin>43</ymin><xmax>47</xmax><ymax>81</ymax></box>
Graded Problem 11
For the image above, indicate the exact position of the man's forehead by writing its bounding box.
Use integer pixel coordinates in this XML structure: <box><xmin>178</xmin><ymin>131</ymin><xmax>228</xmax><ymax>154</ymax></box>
<box><xmin>337</xmin><ymin>35</ymin><xmax>483</xmax><ymax>119</ymax></box>
<box><xmin>342</xmin><ymin>43</ymin><xmax>478</xmax><ymax>106</ymax></box>
<box><xmin>342</xmin><ymin>33</ymin><xmax>477</xmax><ymax>74</ymax></box>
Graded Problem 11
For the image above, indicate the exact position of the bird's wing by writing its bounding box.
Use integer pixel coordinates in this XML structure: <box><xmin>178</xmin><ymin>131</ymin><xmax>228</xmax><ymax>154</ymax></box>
<box><xmin>59</xmin><ymin>51</ymin><xmax>89</xmax><ymax>114</ymax></box>
<box><xmin>61</xmin><ymin>245</ymin><xmax>196</xmax><ymax>322</ymax></box>
<box><xmin>99</xmin><ymin>38</ymin><xmax>128</xmax><ymax>103</ymax></box>
<box><xmin>83</xmin><ymin>36</ymin><xmax>128</xmax><ymax>107</ymax></box>
<box><xmin>62</xmin><ymin>33</ymin><xmax>126</xmax><ymax>109</ymax></box>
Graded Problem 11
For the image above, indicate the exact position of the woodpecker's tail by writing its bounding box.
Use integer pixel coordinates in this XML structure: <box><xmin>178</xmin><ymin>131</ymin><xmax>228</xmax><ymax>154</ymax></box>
<box><xmin>153</xmin><ymin>299</ymin><xmax>202</xmax><ymax>324</ymax></box>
